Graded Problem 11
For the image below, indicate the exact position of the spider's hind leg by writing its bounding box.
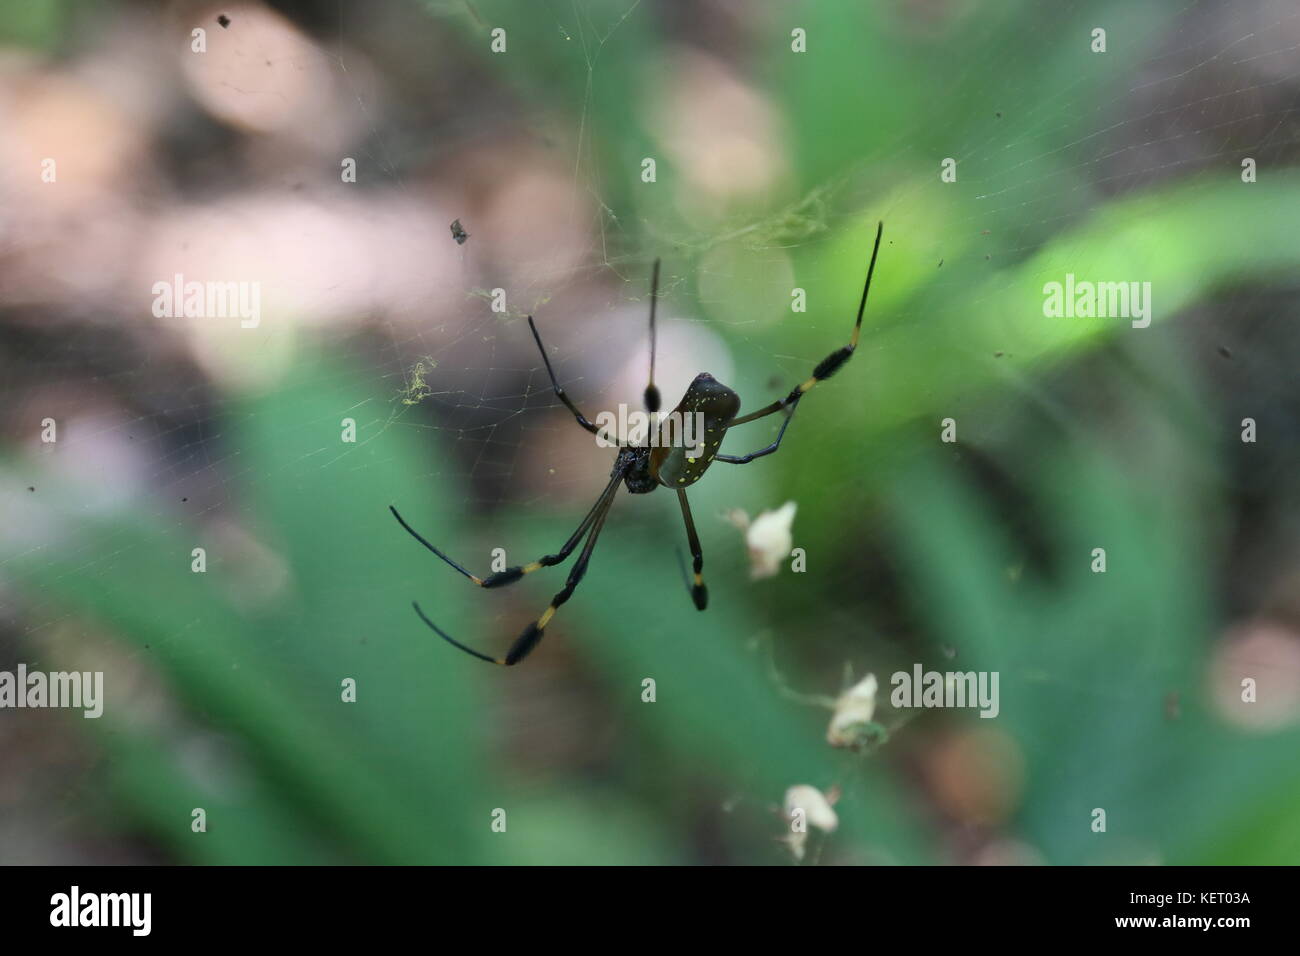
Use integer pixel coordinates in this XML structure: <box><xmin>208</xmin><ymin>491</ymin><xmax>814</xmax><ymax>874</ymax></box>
<box><xmin>723</xmin><ymin>221</ymin><xmax>883</xmax><ymax>433</ymax></box>
<box><xmin>716</xmin><ymin>400</ymin><xmax>799</xmax><ymax>465</ymax></box>
<box><xmin>676</xmin><ymin>489</ymin><xmax>708</xmax><ymax>610</ymax></box>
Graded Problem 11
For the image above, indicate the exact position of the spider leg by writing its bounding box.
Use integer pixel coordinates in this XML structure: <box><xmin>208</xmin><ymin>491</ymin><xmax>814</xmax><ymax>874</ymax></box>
<box><xmin>644</xmin><ymin>258</ymin><xmax>662</xmax><ymax>414</ymax></box>
<box><xmin>725</xmin><ymin>221</ymin><xmax>883</xmax><ymax>432</ymax></box>
<box><xmin>390</xmin><ymin>466</ymin><xmax>623</xmax><ymax>588</ymax></box>
<box><xmin>413</xmin><ymin>486</ymin><xmax>618</xmax><ymax>666</ymax></box>
<box><xmin>676</xmin><ymin>488</ymin><xmax>708</xmax><ymax>610</ymax></box>
<box><xmin>715</xmin><ymin>399</ymin><xmax>800</xmax><ymax>464</ymax></box>
<box><xmin>527</xmin><ymin>315</ymin><xmax>613</xmax><ymax>440</ymax></box>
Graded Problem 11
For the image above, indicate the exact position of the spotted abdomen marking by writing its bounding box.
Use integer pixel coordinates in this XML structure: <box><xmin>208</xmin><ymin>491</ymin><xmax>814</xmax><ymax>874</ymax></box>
<box><xmin>649</xmin><ymin>372</ymin><xmax>740</xmax><ymax>488</ymax></box>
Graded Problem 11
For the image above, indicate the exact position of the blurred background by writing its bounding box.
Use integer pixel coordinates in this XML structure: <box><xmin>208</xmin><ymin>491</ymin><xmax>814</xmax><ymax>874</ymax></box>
<box><xmin>1</xmin><ymin>0</ymin><xmax>1298</xmax><ymax>865</ymax></box>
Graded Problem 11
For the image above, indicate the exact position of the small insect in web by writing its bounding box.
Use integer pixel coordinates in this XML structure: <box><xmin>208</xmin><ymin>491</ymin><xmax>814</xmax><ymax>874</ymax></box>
<box><xmin>450</xmin><ymin>219</ymin><xmax>470</xmax><ymax>245</ymax></box>
<box><xmin>390</xmin><ymin>222</ymin><xmax>885</xmax><ymax>666</ymax></box>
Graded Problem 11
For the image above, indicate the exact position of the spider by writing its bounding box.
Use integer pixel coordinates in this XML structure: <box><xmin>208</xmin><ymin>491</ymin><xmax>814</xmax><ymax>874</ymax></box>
<box><xmin>390</xmin><ymin>221</ymin><xmax>884</xmax><ymax>666</ymax></box>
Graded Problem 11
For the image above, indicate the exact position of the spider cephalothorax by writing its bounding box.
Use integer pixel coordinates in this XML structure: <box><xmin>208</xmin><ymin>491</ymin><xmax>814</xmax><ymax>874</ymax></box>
<box><xmin>390</xmin><ymin>222</ymin><xmax>884</xmax><ymax>666</ymax></box>
<box><xmin>614</xmin><ymin>445</ymin><xmax>655</xmax><ymax>494</ymax></box>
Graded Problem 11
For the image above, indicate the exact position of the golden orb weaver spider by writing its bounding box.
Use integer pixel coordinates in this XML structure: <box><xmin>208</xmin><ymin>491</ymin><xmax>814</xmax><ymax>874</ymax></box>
<box><xmin>390</xmin><ymin>221</ymin><xmax>884</xmax><ymax>666</ymax></box>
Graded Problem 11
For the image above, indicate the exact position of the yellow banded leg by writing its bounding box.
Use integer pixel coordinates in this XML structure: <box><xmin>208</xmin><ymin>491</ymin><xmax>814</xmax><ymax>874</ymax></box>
<box><xmin>722</xmin><ymin>222</ymin><xmax>882</xmax><ymax>433</ymax></box>
<box><xmin>677</xmin><ymin>489</ymin><xmax>708</xmax><ymax>611</ymax></box>
<box><xmin>404</xmin><ymin>464</ymin><xmax>626</xmax><ymax>666</ymax></box>
<box><xmin>496</xmin><ymin>492</ymin><xmax>616</xmax><ymax>666</ymax></box>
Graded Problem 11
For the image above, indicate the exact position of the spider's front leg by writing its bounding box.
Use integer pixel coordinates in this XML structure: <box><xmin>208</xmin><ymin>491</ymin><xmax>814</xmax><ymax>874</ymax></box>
<box><xmin>643</xmin><ymin>258</ymin><xmax>662</xmax><ymax>414</ymax></box>
<box><xmin>390</xmin><ymin>466</ymin><xmax>622</xmax><ymax>588</ymax></box>
<box><xmin>413</xmin><ymin>482</ymin><xmax>618</xmax><ymax>666</ymax></box>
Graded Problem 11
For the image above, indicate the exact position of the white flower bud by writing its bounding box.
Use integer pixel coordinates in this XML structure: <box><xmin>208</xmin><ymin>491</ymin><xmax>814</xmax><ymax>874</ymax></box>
<box><xmin>742</xmin><ymin>500</ymin><xmax>796</xmax><ymax>579</ymax></box>
<box><xmin>826</xmin><ymin>672</ymin><xmax>878</xmax><ymax>747</ymax></box>
<box><xmin>783</xmin><ymin>784</ymin><xmax>838</xmax><ymax>832</ymax></box>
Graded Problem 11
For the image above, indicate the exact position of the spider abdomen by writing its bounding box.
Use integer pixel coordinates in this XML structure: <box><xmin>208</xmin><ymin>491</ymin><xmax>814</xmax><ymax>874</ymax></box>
<box><xmin>650</xmin><ymin>372</ymin><xmax>740</xmax><ymax>488</ymax></box>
